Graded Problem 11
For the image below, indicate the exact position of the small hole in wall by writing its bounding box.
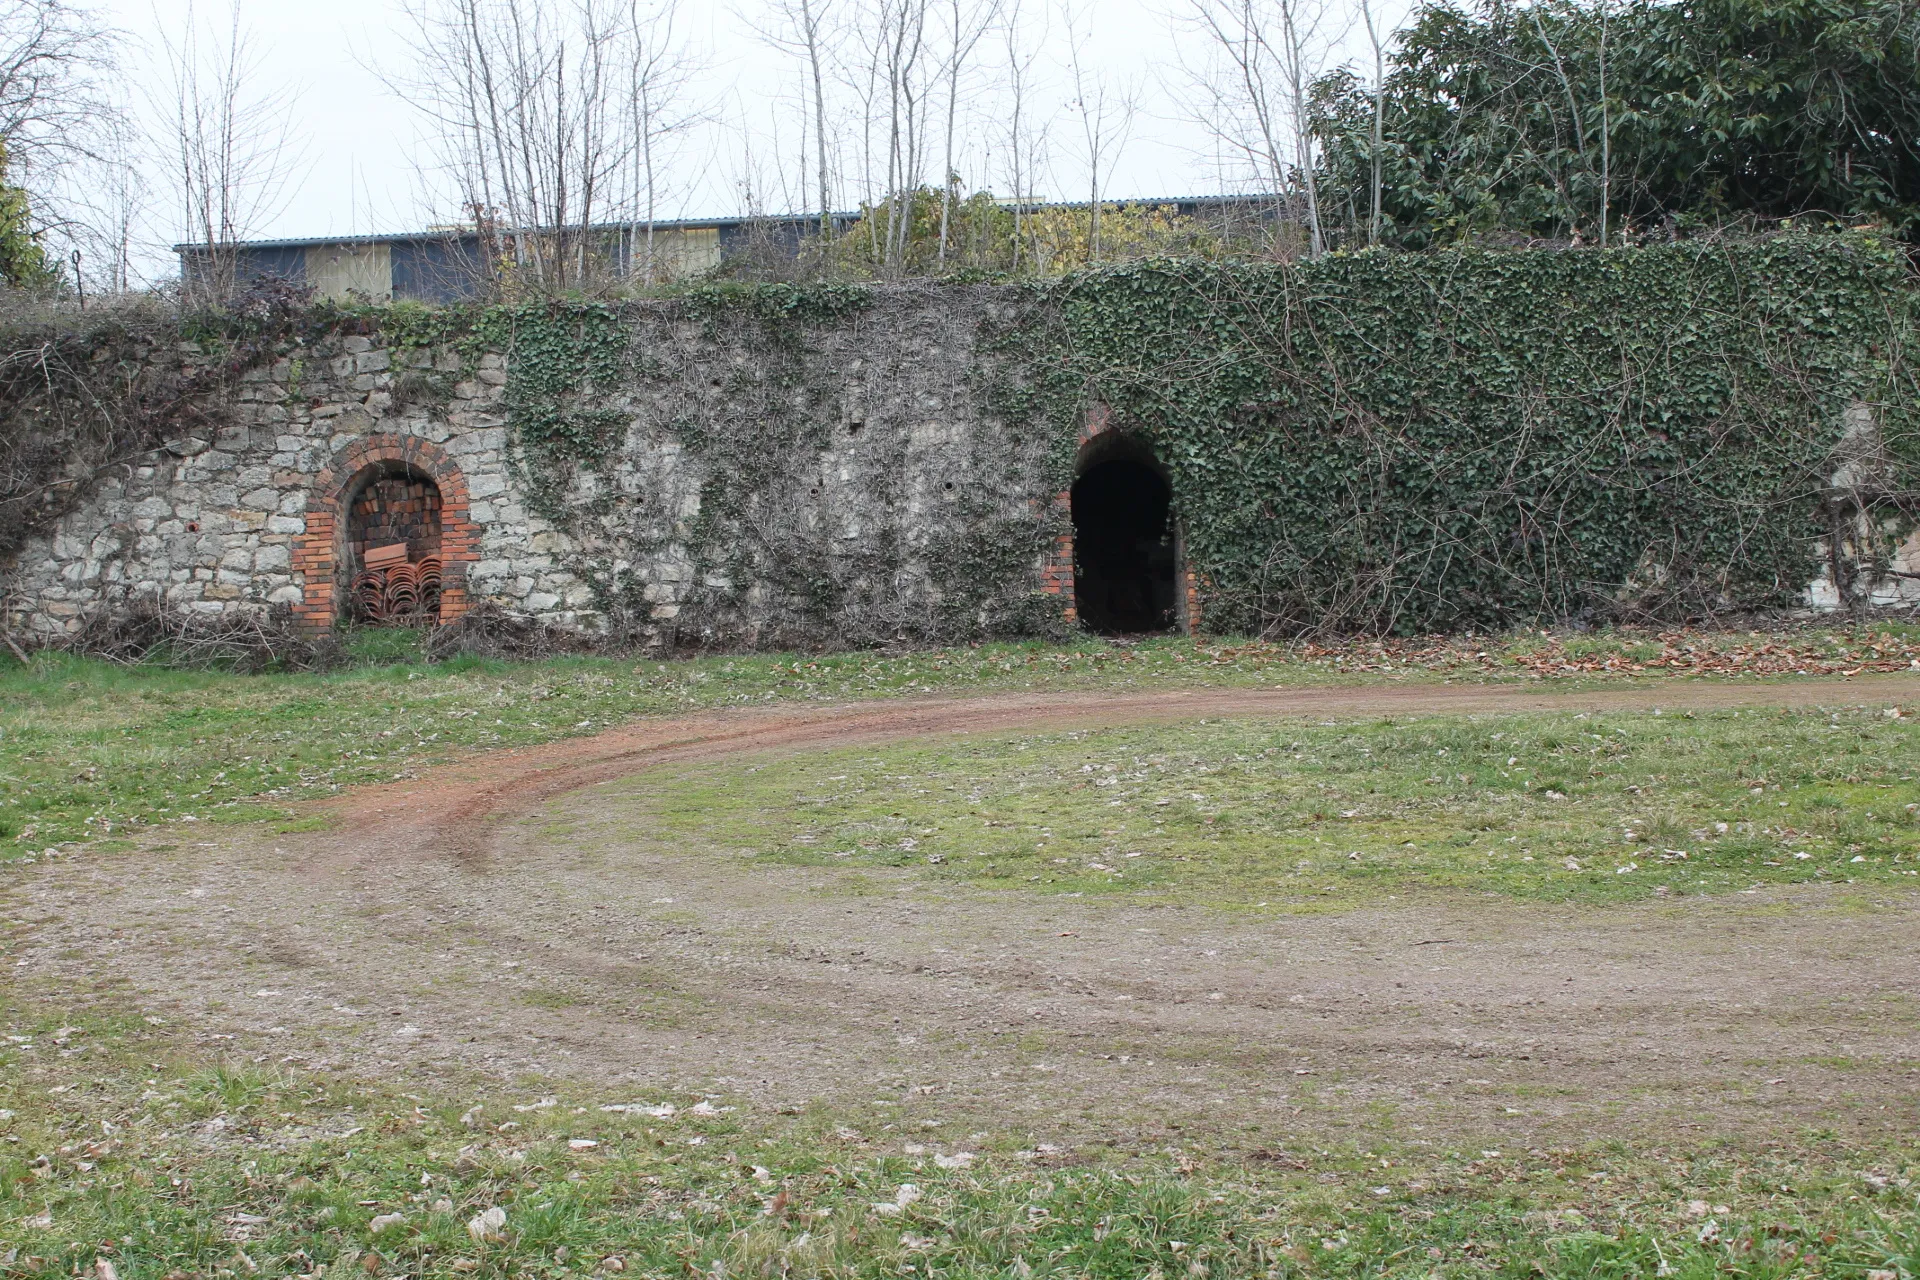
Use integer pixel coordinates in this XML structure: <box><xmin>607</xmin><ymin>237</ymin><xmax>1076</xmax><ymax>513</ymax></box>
<box><xmin>710</xmin><ymin>378</ymin><xmax>723</xmax><ymax>388</ymax></box>
<box><xmin>186</xmin><ymin>521</ymin><xmax>200</xmax><ymax>532</ymax></box>
<box><xmin>809</xmin><ymin>486</ymin><xmax>820</xmax><ymax>495</ymax></box>
<box><xmin>942</xmin><ymin>481</ymin><xmax>955</xmax><ymax>491</ymax></box>
<box><xmin>847</xmin><ymin>422</ymin><xmax>863</xmax><ymax>436</ymax></box>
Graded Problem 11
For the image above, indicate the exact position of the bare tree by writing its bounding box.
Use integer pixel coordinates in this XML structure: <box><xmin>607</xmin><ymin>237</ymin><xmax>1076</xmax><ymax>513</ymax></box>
<box><xmin>1179</xmin><ymin>0</ymin><xmax>1330</xmax><ymax>256</ymax></box>
<box><xmin>51</xmin><ymin>114</ymin><xmax>143</xmax><ymax>294</ymax></box>
<box><xmin>934</xmin><ymin>0</ymin><xmax>998</xmax><ymax>263</ymax></box>
<box><xmin>749</xmin><ymin>0</ymin><xmax>839</xmax><ymax>238</ymax></box>
<box><xmin>1359</xmin><ymin>0</ymin><xmax>1384</xmax><ymax>244</ymax></box>
<box><xmin>1270</xmin><ymin>0</ymin><xmax>1326</xmax><ymax>255</ymax></box>
<box><xmin>999</xmin><ymin>0</ymin><xmax>1050</xmax><ymax>271</ymax></box>
<box><xmin>626</xmin><ymin>0</ymin><xmax>705</xmax><ymax>286</ymax></box>
<box><xmin>1059</xmin><ymin>0</ymin><xmax>1136</xmax><ymax>264</ymax></box>
<box><xmin>1596</xmin><ymin>0</ymin><xmax>1609</xmax><ymax>246</ymax></box>
<box><xmin>0</xmin><ymin>0</ymin><xmax>115</xmax><ymax>183</ymax></box>
<box><xmin>1529</xmin><ymin>9</ymin><xmax>1590</xmax><ymax>239</ymax></box>
<box><xmin>833</xmin><ymin>0</ymin><xmax>939</xmax><ymax>272</ymax></box>
<box><xmin>0</xmin><ymin>0</ymin><xmax>123</xmax><ymax>288</ymax></box>
<box><xmin>393</xmin><ymin>0</ymin><xmax>704</xmax><ymax>293</ymax></box>
<box><xmin>835</xmin><ymin>6</ymin><xmax>886</xmax><ymax>262</ymax></box>
<box><xmin>880</xmin><ymin>0</ymin><xmax>933</xmax><ymax>271</ymax></box>
<box><xmin>152</xmin><ymin>0</ymin><xmax>301</xmax><ymax>304</ymax></box>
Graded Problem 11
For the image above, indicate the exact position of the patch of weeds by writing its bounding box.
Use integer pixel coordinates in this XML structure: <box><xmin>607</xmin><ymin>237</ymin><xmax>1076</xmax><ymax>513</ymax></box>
<box><xmin>520</xmin><ymin>989</ymin><xmax>583</xmax><ymax>1010</ymax></box>
<box><xmin>206</xmin><ymin>802</ymin><xmax>300</xmax><ymax>826</ymax></box>
<box><xmin>337</xmin><ymin>624</ymin><xmax>432</xmax><ymax>667</ymax></box>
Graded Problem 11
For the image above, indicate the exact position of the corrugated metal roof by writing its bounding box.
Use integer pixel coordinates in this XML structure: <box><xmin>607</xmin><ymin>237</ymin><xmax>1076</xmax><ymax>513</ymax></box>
<box><xmin>172</xmin><ymin>212</ymin><xmax>854</xmax><ymax>254</ymax></box>
<box><xmin>174</xmin><ymin>194</ymin><xmax>1279</xmax><ymax>255</ymax></box>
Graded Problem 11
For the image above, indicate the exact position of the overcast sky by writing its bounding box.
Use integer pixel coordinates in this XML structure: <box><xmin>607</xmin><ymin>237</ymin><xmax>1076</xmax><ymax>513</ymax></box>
<box><xmin>81</xmin><ymin>0</ymin><xmax>1403</xmax><ymax>277</ymax></box>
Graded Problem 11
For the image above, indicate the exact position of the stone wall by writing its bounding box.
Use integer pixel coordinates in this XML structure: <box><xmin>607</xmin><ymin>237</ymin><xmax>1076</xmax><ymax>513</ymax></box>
<box><xmin>2</xmin><ymin>334</ymin><xmax>506</xmax><ymax>638</ymax></box>
<box><xmin>0</xmin><ymin>289</ymin><xmax>1069</xmax><ymax>647</ymax></box>
<box><xmin>2</xmin><ymin>282</ymin><xmax>1911</xmax><ymax>648</ymax></box>
<box><xmin>507</xmin><ymin>287</ymin><xmax>1061</xmax><ymax>647</ymax></box>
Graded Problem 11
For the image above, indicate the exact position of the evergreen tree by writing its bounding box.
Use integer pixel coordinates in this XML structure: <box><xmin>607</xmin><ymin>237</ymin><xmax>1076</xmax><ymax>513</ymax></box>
<box><xmin>1313</xmin><ymin>0</ymin><xmax>1920</xmax><ymax>245</ymax></box>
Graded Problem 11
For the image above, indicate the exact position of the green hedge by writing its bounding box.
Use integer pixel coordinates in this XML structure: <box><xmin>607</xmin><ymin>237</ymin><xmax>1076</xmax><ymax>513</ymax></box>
<box><xmin>1010</xmin><ymin>232</ymin><xmax>1919</xmax><ymax>634</ymax></box>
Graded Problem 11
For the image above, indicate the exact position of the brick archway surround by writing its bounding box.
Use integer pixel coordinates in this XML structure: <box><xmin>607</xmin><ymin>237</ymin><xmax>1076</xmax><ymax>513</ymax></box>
<box><xmin>1039</xmin><ymin>404</ymin><xmax>1203</xmax><ymax>635</ymax></box>
<box><xmin>291</xmin><ymin>435</ymin><xmax>477</xmax><ymax>633</ymax></box>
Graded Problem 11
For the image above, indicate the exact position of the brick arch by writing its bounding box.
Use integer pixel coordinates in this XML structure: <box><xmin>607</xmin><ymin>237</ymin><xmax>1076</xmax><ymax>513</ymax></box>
<box><xmin>1037</xmin><ymin>402</ymin><xmax>1202</xmax><ymax>635</ymax></box>
<box><xmin>291</xmin><ymin>435</ymin><xmax>477</xmax><ymax>632</ymax></box>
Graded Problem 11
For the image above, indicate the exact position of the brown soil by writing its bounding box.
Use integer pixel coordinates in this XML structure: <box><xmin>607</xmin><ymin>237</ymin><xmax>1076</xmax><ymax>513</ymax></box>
<box><xmin>9</xmin><ymin>674</ymin><xmax>1920</xmax><ymax>1151</ymax></box>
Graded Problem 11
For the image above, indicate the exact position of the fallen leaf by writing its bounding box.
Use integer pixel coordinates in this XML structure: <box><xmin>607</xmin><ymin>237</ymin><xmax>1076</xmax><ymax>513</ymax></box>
<box><xmin>466</xmin><ymin>1206</ymin><xmax>507</xmax><ymax>1244</ymax></box>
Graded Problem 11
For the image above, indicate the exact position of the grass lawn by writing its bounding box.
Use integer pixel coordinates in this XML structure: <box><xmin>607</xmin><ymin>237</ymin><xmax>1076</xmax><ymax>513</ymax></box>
<box><xmin>1</xmin><ymin>998</ymin><xmax>1917</xmax><ymax>1280</ymax></box>
<box><xmin>1</xmin><ymin>622</ymin><xmax>1917</xmax><ymax>860</ymax></box>
<box><xmin>601</xmin><ymin>706</ymin><xmax>1920</xmax><ymax>907</ymax></box>
<box><xmin>6</xmin><ymin>623</ymin><xmax>1920</xmax><ymax>1277</ymax></box>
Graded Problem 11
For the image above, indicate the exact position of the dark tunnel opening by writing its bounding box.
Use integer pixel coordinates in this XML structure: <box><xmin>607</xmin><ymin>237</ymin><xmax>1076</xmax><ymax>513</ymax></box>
<box><xmin>1071</xmin><ymin>457</ymin><xmax>1177</xmax><ymax>633</ymax></box>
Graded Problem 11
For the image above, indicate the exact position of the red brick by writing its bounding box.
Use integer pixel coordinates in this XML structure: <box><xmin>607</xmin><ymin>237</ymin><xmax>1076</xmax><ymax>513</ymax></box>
<box><xmin>291</xmin><ymin>434</ymin><xmax>477</xmax><ymax>635</ymax></box>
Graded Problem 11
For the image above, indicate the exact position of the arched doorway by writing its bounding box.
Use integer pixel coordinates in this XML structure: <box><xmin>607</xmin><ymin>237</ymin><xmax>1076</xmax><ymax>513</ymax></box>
<box><xmin>1071</xmin><ymin>442</ymin><xmax>1177</xmax><ymax>633</ymax></box>
<box><xmin>344</xmin><ymin>463</ymin><xmax>445</xmax><ymax>624</ymax></box>
<box><xmin>292</xmin><ymin>434</ymin><xmax>476</xmax><ymax>634</ymax></box>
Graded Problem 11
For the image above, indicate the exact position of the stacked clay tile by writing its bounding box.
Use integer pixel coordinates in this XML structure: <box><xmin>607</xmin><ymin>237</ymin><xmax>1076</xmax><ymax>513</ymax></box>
<box><xmin>350</xmin><ymin>544</ymin><xmax>443</xmax><ymax>624</ymax></box>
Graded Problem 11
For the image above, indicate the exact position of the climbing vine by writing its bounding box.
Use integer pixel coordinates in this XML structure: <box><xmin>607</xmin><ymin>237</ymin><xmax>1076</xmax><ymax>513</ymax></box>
<box><xmin>1004</xmin><ymin>231</ymin><xmax>1919</xmax><ymax>634</ymax></box>
<box><xmin>361</xmin><ymin>234</ymin><xmax>1915</xmax><ymax>643</ymax></box>
<box><xmin>0</xmin><ymin>286</ymin><xmax>316</xmax><ymax>567</ymax></box>
<box><xmin>488</xmin><ymin>305</ymin><xmax>631</xmax><ymax>464</ymax></box>
<box><xmin>682</xmin><ymin>281</ymin><xmax>875</xmax><ymax>331</ymax></box>
<box><xmin>434</xmin><ymin>283</ymin><xmax>1059</xmax><ymax>645</ymax></box>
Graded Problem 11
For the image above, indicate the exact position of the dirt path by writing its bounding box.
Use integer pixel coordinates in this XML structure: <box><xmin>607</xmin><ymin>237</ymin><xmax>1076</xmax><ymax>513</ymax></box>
<box><xmin>8</xmin><ymin>674</ymin><xmax>1920</xmax><ymax>1152</ymax></box>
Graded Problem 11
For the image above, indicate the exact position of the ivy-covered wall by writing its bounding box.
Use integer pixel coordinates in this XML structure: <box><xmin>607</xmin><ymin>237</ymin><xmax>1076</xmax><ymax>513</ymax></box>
<box><xmin>4</xmin><ymin>233</ymin><xmax>1915</xmax><ymax>647</ymax></box>
<box><xmin>1015</xmin><ymin>232</ymin><xmax>1920</xmax><ymax>633</ymax></box>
